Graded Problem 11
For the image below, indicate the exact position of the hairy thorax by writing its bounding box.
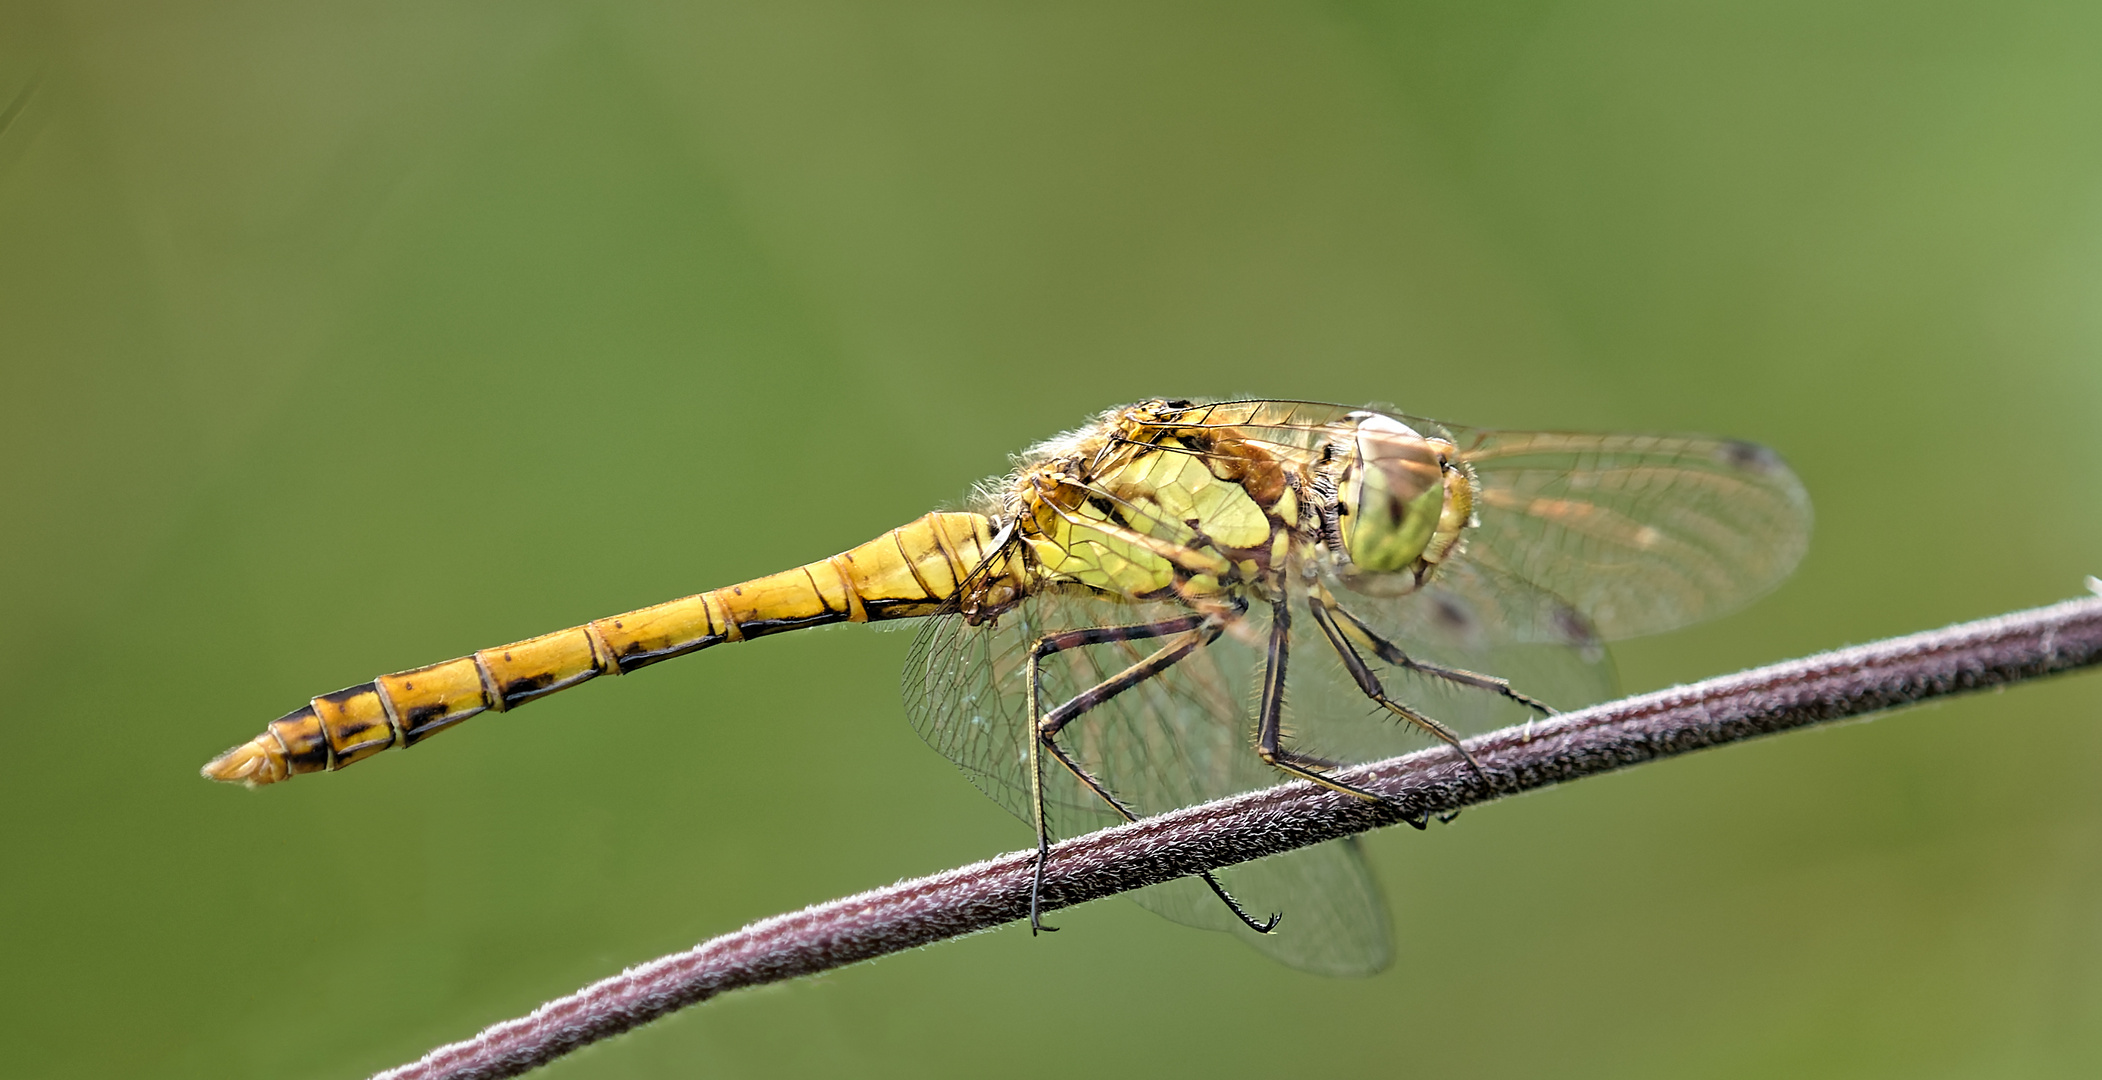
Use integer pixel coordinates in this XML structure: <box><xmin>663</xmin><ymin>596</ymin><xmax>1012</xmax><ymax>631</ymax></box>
<box><xmin>957</xmin><ymin>401</ymin><xmax>1321</xmax><ymax>625</ymax></box>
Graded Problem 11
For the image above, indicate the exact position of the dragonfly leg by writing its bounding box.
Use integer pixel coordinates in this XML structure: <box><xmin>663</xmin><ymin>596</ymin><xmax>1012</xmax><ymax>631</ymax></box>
<box><xmin>1035</xmin><ymin>731</ymin><xmax>1282</xmax><ymax>935</ymax></box>
<box><xmin>1252</xmin><ymin>598</ymin><xmax>1395</xmax><ymax>807</ymax></box>
<box><xmin>1024</xmin><ymin>614</ymin><xmax>1205</xmax><ymax>933</ymax></box>
<box><xmin>1321</xmin><ymin>599</ymin><xmax>1555</xmax><ymax>716</ymax></box>
<box><xmin>1026</xmin><ymin>610</ymin><xmax>1280</xmax><ymax>936</ymax></box>
<box><xmin>1311</xmin><ymin>592</ymin><xmax>1496</xmax><ymax>794</ymax></box>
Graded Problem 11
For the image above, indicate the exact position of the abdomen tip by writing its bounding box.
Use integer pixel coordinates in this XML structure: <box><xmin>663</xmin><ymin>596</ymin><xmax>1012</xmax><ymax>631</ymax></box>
<box><xmin>201</xmin><ymin>737</ymin><xmax>289</xmax><ymax>788</ymax></box>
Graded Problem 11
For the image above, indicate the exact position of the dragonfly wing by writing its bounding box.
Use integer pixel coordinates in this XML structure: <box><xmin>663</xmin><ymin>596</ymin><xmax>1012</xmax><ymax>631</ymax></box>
<box><xmin>1115</xmin><ymin>399</ymin><xmax>1357</xmax><ymax>476</ymax></box>
<box><xmin>905</xmin><ymin>588</ymin><xmax>1267</xmax><ymax>840</ymax></box>
<box><xmin>1131</xmin><ymin>837</ymin><xmax>1393</xmax><ymax>977</ymax></box>
<box><xmin>1235</xmin><ymin>573</ymin><xmax>1609</xmax><ymax>767</ymax></box>
<box><xmin>1437</xmin><ymin>428</ymin><xmax>1813</xmax><ymax>641</ymax></box>
<box><xmin>904</xmin><ymin>600</ymin><xmax>1049</xmax><ymax>828</ymax></box>
<box><xmin>1124</xmin><ymin>404</ymin><xmax>1811</xmax><ymax>642</ymax></box>
<box><xmin>904</xmin><ymin>588</ymin><xmax>1398</xmax><ymax>974</ymax></box>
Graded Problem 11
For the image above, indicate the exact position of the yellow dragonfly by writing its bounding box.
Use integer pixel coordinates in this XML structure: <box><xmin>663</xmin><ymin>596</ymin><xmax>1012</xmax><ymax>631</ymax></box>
<box><xmin>204</xmin><ymin>399</ymin><xmax>1810</xmax><ymax>974</ymax></box>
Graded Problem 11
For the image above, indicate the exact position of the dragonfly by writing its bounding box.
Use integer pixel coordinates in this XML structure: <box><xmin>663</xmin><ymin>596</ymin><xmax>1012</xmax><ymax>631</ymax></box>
<box><xmin>204</xmin><ymin>398</ymin><xmax>1811</xmax><ymax>974</ymax></box>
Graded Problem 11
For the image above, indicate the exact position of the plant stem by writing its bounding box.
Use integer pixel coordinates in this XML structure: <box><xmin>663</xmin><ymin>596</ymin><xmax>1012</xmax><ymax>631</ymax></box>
<box><xmin>374</xmin><ymin>593</ymin><xmax>2102</xmax><ymax>1080</ymax></box>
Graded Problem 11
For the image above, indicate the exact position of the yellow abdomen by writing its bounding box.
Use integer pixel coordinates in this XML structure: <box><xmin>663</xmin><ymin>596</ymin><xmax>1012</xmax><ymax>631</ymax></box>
<box><xmin>202</xmin><ymin>512</ymin><xmax>998</xmax><ymax>788</ymax></box>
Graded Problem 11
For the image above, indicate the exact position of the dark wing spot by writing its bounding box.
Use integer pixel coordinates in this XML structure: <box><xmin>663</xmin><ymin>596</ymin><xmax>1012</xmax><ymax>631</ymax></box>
<box><xmin>1550</xmin><ymin>603</ymin><xmax>1607</xmax><ymax>663</ymax></box>
<box><xmin>1431</xmin><ymin>596</ymin><xmax>1473</xmax><ymax>633</ymax></box>
<box><xmin>1717</xmin><ymin>439</ymin><xmax>1781</xmax><ymax>474</ymax></box>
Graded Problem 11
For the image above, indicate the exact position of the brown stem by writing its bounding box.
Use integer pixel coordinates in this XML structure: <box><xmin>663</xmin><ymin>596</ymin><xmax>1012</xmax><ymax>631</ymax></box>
<box><xmin>374</xmin><ymin>593</ymin><xmax>2102</xmax><ymax>1080</ymax></box>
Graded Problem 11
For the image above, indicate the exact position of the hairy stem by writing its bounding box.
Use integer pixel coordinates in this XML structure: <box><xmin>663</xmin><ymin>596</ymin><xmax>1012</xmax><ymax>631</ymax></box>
<box><xmin>374</xmin><ymin>593</ymin><xmax>2102</xmax><ymax>1080</ymax></box>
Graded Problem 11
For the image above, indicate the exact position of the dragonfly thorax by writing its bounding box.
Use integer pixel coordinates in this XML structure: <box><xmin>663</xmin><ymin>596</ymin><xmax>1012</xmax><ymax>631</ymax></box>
<box><xmin>987</xmin><ymin>400</ymin><xmax>1312</xmax><ymax>607</ymax></box>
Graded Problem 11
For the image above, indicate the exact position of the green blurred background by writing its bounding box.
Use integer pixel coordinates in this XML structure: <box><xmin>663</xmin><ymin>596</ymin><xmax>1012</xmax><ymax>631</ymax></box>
<box><xmin>4</xmin><ymin>2</ymin><xmax>2101</xmax><ymax>1077</ymax></box>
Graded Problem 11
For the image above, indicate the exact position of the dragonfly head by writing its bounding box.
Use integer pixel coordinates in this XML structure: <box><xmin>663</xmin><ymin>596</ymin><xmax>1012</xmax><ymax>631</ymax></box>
<box><xmin>1335</xmin><ymin>412</ymin><xmax>1472</xmax><ymax>575</ymax></box>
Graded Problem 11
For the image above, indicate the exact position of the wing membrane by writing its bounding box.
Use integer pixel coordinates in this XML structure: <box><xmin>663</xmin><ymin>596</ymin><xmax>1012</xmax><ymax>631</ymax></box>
<box><xmin>1132</xmin><ymin>837</ymin><xmax>1392</xmax><ymax>977</ymax></box>
<box><xmin>906</xmin><ymin>589</ymin><xmax>1267</xmax><ymax>837</ymax></box>
<box><xmin>1442</xmin><ymin>428</ymin><xmax>1811</xmax><ymax>641</ymax></box>
<box><xmin>904</xmin><ymin>588</ymin><xmax>1395</xmax><ymax>973</ymax></box>
<box><xmin>1134</xmin><ymin>403</ymin><xmax>1811</xmax><ymax>641</ymax></box>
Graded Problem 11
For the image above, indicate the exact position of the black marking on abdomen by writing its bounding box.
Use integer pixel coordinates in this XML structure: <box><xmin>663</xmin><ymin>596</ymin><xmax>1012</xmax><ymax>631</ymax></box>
<box><xmin>502</xmin><ymin>668</ymin><xmax>598</xmax><ymax>708</ymax></box>
<box><xmin>314</xmin><ymin>684</ymin><xmax>375</xmax><ymax>707</ymax></box>
<box><xmin>315</xmin><ymin>684</ymin><xmax>390</xmax><ymax>747</ymax></box>
<box><xmin>861</xmin><ymin>598</ymin><xmax>950</xmax><ymax>620</ymax></box>
<box><xmin>502</xmin><ymin>671</ymin><xmax>557</xmax><ymax>699</ymax></box>
<box><xmin>400</xmin><ymin>708</ymin><xmax>481</xmax><ymax>743</ymax></box>
<box><xmin>802</xmin><ymin>566</ymin><xmax>837</xmax><ymax>616</ymax></box>
<box><xmin>275</xmin><ymin>705</ymin><xmax>331</xmax><ymax>771</ymax></box>
<box><xmin>611</xmin><ymin>635</ymin><xmax>727</xmax><ymax>672</ymax></box>
<box><xmin>331</xmin><ymin>716</ymin><xmax>384</xmax><ymax>743</ymax></box>
<box><xmin>735</xmin><ymin>614</ymin><xmax>840</xmax><ymax>639</ymax></box>
<box><xmin>400</xmin><ymin>701</ymin><xmax>476</xmax><ymax>744</ymax></box>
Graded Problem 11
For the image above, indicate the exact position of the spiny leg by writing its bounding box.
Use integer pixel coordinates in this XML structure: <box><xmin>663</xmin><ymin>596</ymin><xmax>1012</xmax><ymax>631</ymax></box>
<box><xmin>1026</xmin><ymin>610</ymin><xmax>1279</xmax><ymax>935</ymax></box>
<box><xmin>1037</xmin><ymin>721</ymin><xmax>1280</xmax><ymax>935</ymax></box>
<box><xmin>1322</xmin><ymin>599</ymin><xmax>1555</xmax><ymax>716</ymax></box>
<box><xmin>1307</xmin><ymin>596</ymin><xmax>1494</xmax><ymax>814</ymax></box>
<box><xmin>1026</xmin><ymin>614</ymin><xmax>1205</xmax><ymax>933</ymax></box>
<box><xmin>1251</xmin><ymin>597</ymin><xmax>1393</xmax><ymax>807</ymax></box>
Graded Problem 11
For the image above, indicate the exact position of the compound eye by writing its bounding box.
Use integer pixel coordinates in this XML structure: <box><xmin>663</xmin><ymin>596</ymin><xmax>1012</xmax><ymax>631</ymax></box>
<box><xmin>1340</xmin><ymin>417</ymin><xmax>1446</xmax><ymax>573</ymax></box>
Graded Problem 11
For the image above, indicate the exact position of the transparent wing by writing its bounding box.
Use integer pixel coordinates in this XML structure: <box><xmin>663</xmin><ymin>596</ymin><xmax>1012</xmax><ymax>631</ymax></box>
<box><xmin>905</xmin><ymin>588</ymin><xmax>1261</xmax><ymax>836</ymax></box>
<box><xmin>1314</xmin><ymin>564</ymin><xmax>1621</xmax><ymax>737</ymax></box>
<box><xmin>1133</xmin><ymin>837</ymin><xmax>1392</xmax><ymax>977</ymax></box>
<box><xmin>903</xmin><ymin>586</ymin><xmax>1394</xmax><ymax>973</ymax></box>
<box><xmin>1120</xmin><ymin>399</ymin><xmax>1357</xmax><ymax>471</ymax></box>
<box><xmin>1140</xmin><ymin>402</ymin><xmax>1811</xmax><ymax>644</ymax></box>
<box><xmin>1392</xmin><ymin>425</ymin><xmax>1812</xmax><ymax>643</ymax></box>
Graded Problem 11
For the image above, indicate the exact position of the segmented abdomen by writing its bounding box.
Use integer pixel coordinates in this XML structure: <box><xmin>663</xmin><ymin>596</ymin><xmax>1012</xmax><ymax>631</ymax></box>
<box><xmin>202</xmin><ymin>511</ymin><xmax>997</xmax><ymax>787</ymax></box>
